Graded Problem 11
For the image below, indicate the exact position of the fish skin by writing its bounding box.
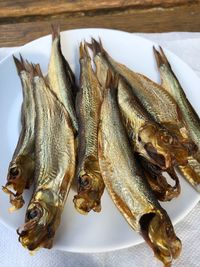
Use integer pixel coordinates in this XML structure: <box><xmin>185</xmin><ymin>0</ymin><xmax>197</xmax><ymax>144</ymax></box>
<box><xmin>88</xmin><ymin>39</ymin><xmax>181</xmax><ymax>200</ymax></box>
<box><xmin>153</xmin><ymin>46</ymin><xmax>200</xmax><ymax>149</ymax></box>
<box><xmin>47</xmin><ymin>25</ymin><xmax>78</xmax><ymax>132</ymax></box>
<box><xmin>88</xmin><ymin>39</ymin><xmax>196</xmax><ymax>158</ymax></box>
<box><xmin>73</xmin><ymin>43</ymin><xmax>104</xmax><ymax>214</ymax></box>
<box><xmin>17</xmin><ymin>65</ymin><xmax>75</xmax><ymax>251</ymax></box>
<box><xmin>2</xmin><ymin>56</ymin><xmax>35</xmax><ymax>211</ymax></box>
<box><xmin>153</xmin><ymin>46</ymin><xmax>200</xmax><ymax>191</ymax></box>
<box><xmin>98</xmin><ymin>72</ymin><xmax>181</xmax><ymax>267</ymax></box>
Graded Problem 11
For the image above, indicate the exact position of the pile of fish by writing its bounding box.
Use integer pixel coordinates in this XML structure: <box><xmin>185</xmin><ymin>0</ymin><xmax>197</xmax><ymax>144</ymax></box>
<box><xmin>3</xmin><ymin>26</ymin><xmax>200</xmax><ymax>266</ymax></box>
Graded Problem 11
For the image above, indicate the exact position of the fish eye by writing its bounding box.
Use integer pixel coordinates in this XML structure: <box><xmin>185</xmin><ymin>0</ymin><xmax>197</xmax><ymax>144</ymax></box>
<box><xmin>9</xmin><ymin>167</ymin><xmax>20</xmax><ymax>178</ymax></box>
<box><xmin>27</xmin><ymin>208</ymin><xmax>39</xmax><ymax>220</ymax></box>
<box><xmin>79</xmin><ymin>176</ymin><xmax>90</xmax><ymax>187</ymax></box>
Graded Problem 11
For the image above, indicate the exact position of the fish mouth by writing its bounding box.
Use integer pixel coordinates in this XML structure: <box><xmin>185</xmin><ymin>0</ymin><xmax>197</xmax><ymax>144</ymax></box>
<box><xmin>73</xmin><ymin>173</ymin><xmax>101</xmax><ymax>214</ymax></box>
<box><xmin>17</xmin><ymin>203</ymin><xmax>55</xmax><ymax>251</ymax></box>
<box><xmin>2</xmin><ymin>185</ymin><xmax>24</xmax><ymax>211</ymax></box>
<box><xmin>144</xmin><ymin>143</ymin><xmax>168</xmax><ymax>169</ymax></box>
<box><xmin>140</xmin><ymin>212</ymin><xmax>182</xmax><ymax>266</ymax></box>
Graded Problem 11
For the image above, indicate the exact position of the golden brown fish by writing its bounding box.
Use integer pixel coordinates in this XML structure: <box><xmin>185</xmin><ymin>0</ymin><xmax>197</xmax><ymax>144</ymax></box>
<box><xmin>73</xmin><ymin>43</ymin><xmax>104</xmax><ymax>214</ymax></box>
<box><xmin>3</xmin><ymin>56</ymin><xmax>35</xmax><ymax>211</ymax></box>
<box><xmin>17</xmin><ymin>65</ymin><xmax>75</xmax><ymax>250</ymax></box>
<box><xmin>91</xmin><ymin>39</ymin><xmax>197</xmax><ymax>160</ymax></box>
<box><xmin>88</xmin><ymin>39</ymin><xmax>181</xmax><ymax>200</ymax></box>
<box><xmin>98</xmin><ymin>72</ymin><xmax>181</xmax><ymax>267</ymax></box>
<box><xmin>48</xmin><ymin>25</ymin><xmax>78</xmax><ymax>132</ymax></box>
<box><xmin>154</xmin><ymin>46</ymin><xmax>200</xmax><ymax>191</ymax></box>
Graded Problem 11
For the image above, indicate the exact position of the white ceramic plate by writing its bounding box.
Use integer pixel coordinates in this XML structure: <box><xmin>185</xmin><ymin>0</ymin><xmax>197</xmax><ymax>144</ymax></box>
<box><xmin>0</xmin><ymin>28</ymin><xmax>200</xmax><ymax>253</ymax></box>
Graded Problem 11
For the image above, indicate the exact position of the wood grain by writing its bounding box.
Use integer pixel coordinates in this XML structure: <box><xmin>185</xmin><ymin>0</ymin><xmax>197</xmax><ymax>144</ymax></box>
<box><xmin>0</xmin><ymin>0</ymin><xmax>197</xmax><ymax>18</ymax></box>
<box><xmin>0</xmin><ymin>0</ymin><xmax>200</xmax><ymax>46</ymax></box>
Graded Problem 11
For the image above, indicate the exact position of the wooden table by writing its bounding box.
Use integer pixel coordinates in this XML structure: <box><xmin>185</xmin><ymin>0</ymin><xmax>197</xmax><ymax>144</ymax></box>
<box><xmin>1</xmin><ymin>0</ymin><xmax>200</xmax><ymax>46</ymax></box>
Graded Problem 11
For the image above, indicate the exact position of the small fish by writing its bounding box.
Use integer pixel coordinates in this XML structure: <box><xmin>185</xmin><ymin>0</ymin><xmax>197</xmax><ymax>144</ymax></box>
<box><xmin>73</xmin><ymin>43</ymin><xmax>104</xmax><ymax>214</ymax></box>
<box><xmin>153</xmin><ymin>46</ymin><xmax>200</xmax><ymax>149</ymax></box>
<box><xmin>153</xmin><ymin>46</ymin><xmax>200</xmax><ymax>191</ymax></box>
<box><xmin>137</xmin><ymin>154</ymin><xmax>180</xmax><ymax>202</ymax></box>
<box><xmin>94</xmin><ymin>40</ymin><xmax>197</xmax><ymax>160</ymax></box>
<box><xmin>88</xmin><ymin>39</ymin><xmax>191</xmax><ymax>168</ymax></box>
<box><xmin>17</xmin><ymin>65</ymin><xmax>75</xmax><ymax>250</ymax></box>
<box><xmin>98</xmin><ymin>72</ymin><xmax>181</xmax><ymax>267</ymax></box>
<box><xmin>47</xmin><ymin>25</ymin><xmax>78</xmax><ymax>132</ymax></box>
<box><xmin>2</xmin><ymin>56</ymin><xmax>35</xmax><ymax>211</ymax></box>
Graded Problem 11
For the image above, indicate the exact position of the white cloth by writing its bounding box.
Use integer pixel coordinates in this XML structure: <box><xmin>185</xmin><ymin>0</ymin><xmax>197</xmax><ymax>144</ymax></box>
<box><xmin>1</xmin><ymin>32</ymin><xmax>200</xmax><ymax>267</ymax></box>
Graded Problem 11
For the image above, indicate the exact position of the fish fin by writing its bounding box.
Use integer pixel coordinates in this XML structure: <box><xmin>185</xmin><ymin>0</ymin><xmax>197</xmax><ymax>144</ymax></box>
<box><xmin>153</xmin><ymin>46</ymin><xmax>171</xmax><ymax>69</ymax></box>
<box><xmin>51</xmin><ymin>24</ymin><xmax>60</xmax><ymax>41</ymax></box>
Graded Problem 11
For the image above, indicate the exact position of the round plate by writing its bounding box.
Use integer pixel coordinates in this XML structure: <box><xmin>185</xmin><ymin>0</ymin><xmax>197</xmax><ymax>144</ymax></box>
<box><xmin>0</xmin><ymin>28</ymin><xmax>199</xmax><ymax>253</ymax></box>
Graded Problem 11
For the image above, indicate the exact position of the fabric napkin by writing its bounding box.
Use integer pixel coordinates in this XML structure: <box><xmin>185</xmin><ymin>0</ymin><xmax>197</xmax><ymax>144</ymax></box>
<box><xmin>0</xmin><ymin>32</ymin><xmax>200</xmax><ymax>267</ymax></box>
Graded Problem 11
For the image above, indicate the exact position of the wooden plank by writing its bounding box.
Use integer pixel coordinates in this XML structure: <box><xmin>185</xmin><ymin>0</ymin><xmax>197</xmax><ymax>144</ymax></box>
<box><xmin>0</xmin><ymin>3</ymin><xmax>200</xmax><ymax>47</ymax></box>
<box><xmin>0</xmin><ymin>0</ymin><xmax>197</xmax><ymax>19</ymax></box>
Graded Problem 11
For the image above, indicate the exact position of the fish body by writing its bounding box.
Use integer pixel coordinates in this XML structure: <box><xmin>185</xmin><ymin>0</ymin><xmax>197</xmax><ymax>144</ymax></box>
<box><xmin>98</xmin><ymin>72</ymin><xmax>181</xmax><ymax>267</ymax></box>
<box><xmin>3</xmin><ymin>56</ymin><xmax>35</xmax><ymax>210</ymax></box>
<box><xmin>153</xmin><ymin>46</ymin><xmax>200</xmax><ymax>149</ymax></box>
<box><xmin>154</xmin><ymin>47</ymin><xmax>200</xmax><ymax>191</ymax></box>
<box><xmin>89</xmin><ymin>39</ymin><xmax>192</xmax><ymax>168</ymax></box>
<box><xmin>73</xmin><ymin>43</ymin><xmax>104</xmax><ymax>214</ymax></box>
<box><xmin>17</xmin><ymin>66</ymin><xmax>75</xmax><ymax>250</ymax></box>
<box><xmin>48</xmin><ymin>25</ymin><xmax>78</xmax><ymax>132</ymax></box>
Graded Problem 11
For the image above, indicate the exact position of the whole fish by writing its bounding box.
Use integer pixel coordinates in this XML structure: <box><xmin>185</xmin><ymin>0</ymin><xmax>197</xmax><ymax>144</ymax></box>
<box><xmin>153</xmin><ymin>47</ymin><xmax>200</xmax><ymax>190</ymax></box>
<box><xmin>47</xmin><ymin>25</ymin><xmax>78</xmax><ymax>132</ymax></box>
<box><xmin>98</xmin><ymin>72</ymin><xmax>181</xmax><ymax>267</ymax></box>
<box><xmin>73</xmin><ymin>43</ymin><xmax>104</xmax><ymax>214</ymax></box>
<box><xmin>3</xmin><ymin>56</ymin><xmax>35</xmax><ymax>211</ymax></box>
<box><xmin>17</xmin><ymin>65</ymin><xmax>75</xmax><ymax>250</ymax></box>
<box><xmin>137</xmin><ymin>154</ymin><xmax>180</xmax><ymax>202</ymax></box>
<box><xmin>153</xmin><ymin>46</ymin><xmax>200</xmax><ymax>149</ymax></box>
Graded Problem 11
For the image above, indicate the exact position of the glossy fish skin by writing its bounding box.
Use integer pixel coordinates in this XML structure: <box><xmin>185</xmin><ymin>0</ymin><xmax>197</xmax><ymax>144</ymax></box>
<box><xmin>89</xmin><ymin>40</ymin><xmax>191</xmax><ymax>167</ymax></box>
<box><xmin>154</xmin><ymin>47</ymin><xmax>200</xmax><ymax>191</ymax></box>
<box><xmin>89</xmin><ymin>40</ymin><xmax>181</xmax><ymax>200</ymax></box>
<box><xmin>98</xmin><ymin>72</ymin><xmax>181</xmax><ymax>267</ymax></box>
<box><xmin>93</xmin><ymin>40</ymin><xmax>197</xmax><ymax>161</ymax></box>
<box><xmin>73</xmin><ymin>43</ymin><xmax>104</xmax><ymax>214</ymax></box>
<box><xmin>3</xmin><ymin>56</ymin><xmax>35</xmax><ymax>211</ymax></box>
<box><xmin>48</xmin><ymin>25</ymin><xmax>78</xmax><ymax>132</ymax></box>
<box><xmin>17</xmin><ymin>66</ymin><xmax>75</xmax><ymax>251</ymax></box>
<box><xmin>153</xmin><ymin>46</ymin><xmax>200</xmax><ymax>149</ymax></box>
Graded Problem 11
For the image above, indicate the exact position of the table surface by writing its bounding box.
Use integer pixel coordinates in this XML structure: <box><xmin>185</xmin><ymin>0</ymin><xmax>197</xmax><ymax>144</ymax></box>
<box><xmin>1</xmin><ymin>0</ymin><xmax>200</xmax><ymax>46</ymax></box>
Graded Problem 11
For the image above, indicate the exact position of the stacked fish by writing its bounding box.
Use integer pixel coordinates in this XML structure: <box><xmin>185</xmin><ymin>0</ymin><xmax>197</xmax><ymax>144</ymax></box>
<box><xmin>2</xmin><ymin>27</ymin><xmax>200</xmax><ymax>267</ymax></box>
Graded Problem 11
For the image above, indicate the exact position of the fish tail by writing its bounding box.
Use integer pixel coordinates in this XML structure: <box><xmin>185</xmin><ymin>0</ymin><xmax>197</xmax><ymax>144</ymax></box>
<box><xmin>86</xmin><ymin>37</ymin><xmax>105</xmax><ymax>58</ymax></box>
<box><xmin>153</xmin><ymin>46</ymin><xmax>171</xmax><ymax>69</ymax></box>
<box><xmin>13</xmin><ymin>55</ymin><xmax>26</xmax><ymax>74</ymax></box>
<box><xmin>79</xmin><ymin>42</ymin><xmax>90</xmax><ymax>60</ymax></box>
<box><xmin>51</xmin><ymin>24</ymin><xmax>60</xmax><ymax>41</ymax></box>
<box><xmin>105</xmin><ymin>69</ymin><xmax>119</xmax><ymax>90</ymax></box>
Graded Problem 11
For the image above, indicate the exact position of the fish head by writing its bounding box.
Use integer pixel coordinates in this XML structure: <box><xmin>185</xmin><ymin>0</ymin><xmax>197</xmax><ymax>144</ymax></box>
<box><xmin>140</xmin><ymin>212</ymin><xmax>182</xmax><ymax>266</ymax></box>
<box><xmin>17</xmin><ymin>189</ymin><xmax>60</xmax><ymax>250</ymax></box>
<box><xmin>139</xmin><ymin>124</ymin><xmax>189</xmax><ymax>169</ymax></box>
<box><xmin>6</xmin><ymin>155</ymin><xmax>34</xmax><ymax>194</ymax></box>
<box><xmin>73</xmin><ymin>156</ymin><xmax>103</xmax><ymax>214</ymax></box>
